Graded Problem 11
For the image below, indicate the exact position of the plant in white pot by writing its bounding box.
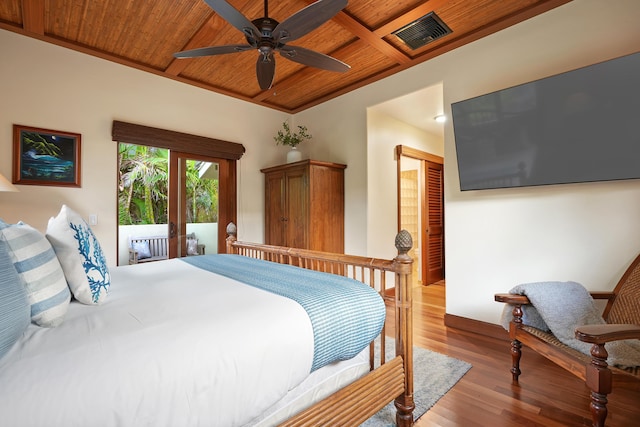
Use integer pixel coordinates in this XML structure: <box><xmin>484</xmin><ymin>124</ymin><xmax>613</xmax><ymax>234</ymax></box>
<box><xmin>274</xmin><ymin>121</ymin><xmax>312</xmax><ymax>163</ymax></box>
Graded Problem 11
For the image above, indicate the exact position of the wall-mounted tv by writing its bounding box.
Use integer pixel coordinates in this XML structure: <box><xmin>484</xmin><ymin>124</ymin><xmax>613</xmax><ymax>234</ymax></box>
<box><xmin>451</xmin><ymin>51</ymin><xmax>640</xmax><ymax>191</ymax></box>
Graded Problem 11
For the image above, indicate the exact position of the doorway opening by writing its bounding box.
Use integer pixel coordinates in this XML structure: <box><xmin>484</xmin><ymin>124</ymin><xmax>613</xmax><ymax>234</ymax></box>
<box><xmin>117</xmin><ymin>144</ymin><xmax>220</xmax><ymax>265</ymax></box>
<box><xmin>397</xmin><ymin>145</ymin><xmax>444</xmax><ymax>286</ymax></box>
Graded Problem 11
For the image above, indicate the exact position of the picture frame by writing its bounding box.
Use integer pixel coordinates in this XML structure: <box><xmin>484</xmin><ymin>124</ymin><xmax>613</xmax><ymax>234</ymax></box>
<box><xmin>13</xmin><ymin>124</ymin><xmax>82</xmax><ymax>187</ymax></box>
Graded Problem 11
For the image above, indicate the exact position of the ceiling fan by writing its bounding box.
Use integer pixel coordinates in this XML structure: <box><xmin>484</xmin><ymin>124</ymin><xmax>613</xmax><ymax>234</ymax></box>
<box><xmin>174</xmin><ymin>0</ymin><xmax>351</xmax><ymax>90</ymax></box>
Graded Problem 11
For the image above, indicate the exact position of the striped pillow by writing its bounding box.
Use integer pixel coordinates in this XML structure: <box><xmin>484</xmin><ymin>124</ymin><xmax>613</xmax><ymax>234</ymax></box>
<box><xmin>0</xmin><ymin>220</ymin><xmax>70</xmax><ymax>327</ymax></box>
<box><xmin>0</xmin><ymin>238</ymin><xmax>30</xmax><ymax>359</ymax></box>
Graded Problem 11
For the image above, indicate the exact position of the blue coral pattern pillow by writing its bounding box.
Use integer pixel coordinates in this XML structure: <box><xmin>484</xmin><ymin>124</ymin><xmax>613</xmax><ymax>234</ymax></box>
<box><xmin>46</xmin><ymin>205</ymin><xmax>110</xmax><ymax>305</ymax></box>
<box><xmin>0</xmin><ymin>220</ymin><xmax>70</xmax><ymax>327</ymax></box>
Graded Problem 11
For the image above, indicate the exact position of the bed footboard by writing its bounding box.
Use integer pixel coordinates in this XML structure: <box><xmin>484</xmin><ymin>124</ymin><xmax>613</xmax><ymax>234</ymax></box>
<box><xmin>281</xmin><ymin>356</ymin><xmax>405</xmax><ymax>426</ymax></box>
<box><xmin>225</xmin><ymin>223</ymin><xmax>415</xmax><ymax>426</ymax></box>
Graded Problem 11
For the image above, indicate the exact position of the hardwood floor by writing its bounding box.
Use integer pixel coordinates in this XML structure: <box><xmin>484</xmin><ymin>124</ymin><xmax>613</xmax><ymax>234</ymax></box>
<box><xmin>403</xmin><ymin>282</ymin><xmax>640</xmax><ymax>427</ymax></box>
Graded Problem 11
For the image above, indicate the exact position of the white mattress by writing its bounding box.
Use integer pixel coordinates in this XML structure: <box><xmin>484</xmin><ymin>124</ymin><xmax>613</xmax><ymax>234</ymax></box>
<box><xmin>0</xmin><ymin>259</ymin><xmax>370</xmax><ymax>427</ymax></box>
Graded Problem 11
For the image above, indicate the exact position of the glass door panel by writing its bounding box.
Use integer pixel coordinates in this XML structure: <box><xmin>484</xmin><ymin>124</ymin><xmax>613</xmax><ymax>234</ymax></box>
<box><xmin>117</xmin><ymin>143</ymin><xmax>169</xmax><ymax>266</ymax></box>
<box><xmin>169</xmin><ymin>152</ymin><xmax>219</xmax><ymax>258</ymax></box>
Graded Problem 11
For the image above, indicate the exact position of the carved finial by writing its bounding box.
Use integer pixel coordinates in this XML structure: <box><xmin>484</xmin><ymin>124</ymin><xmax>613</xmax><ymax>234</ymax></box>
<box><xmin>226</xmin><ymin>222</ymin><xmax>237</xmax><ymax>237</ymax></box>
<box><xmin>395</xmin><ymin>229</ymin><xmax>413</xmax><ymax>255</ymax></box>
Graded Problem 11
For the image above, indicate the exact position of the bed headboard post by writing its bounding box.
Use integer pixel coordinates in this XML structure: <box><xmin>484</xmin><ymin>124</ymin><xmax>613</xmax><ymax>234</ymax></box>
<box><xmin>393</xmin><ymin>229</ymin><xmax>415</xmax><ymax>426</ymax></box>
<box><xmin>225</xmin><ymin>222</ymin><xmax>238</xmax><ymax>254</ymax></box>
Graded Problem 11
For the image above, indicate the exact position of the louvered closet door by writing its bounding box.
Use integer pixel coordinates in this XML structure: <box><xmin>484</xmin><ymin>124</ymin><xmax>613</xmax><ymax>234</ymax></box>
<box><xmin>424</xmin><ymin>161</ymin><xmax>444</xmax><ymax>284</ymax></box>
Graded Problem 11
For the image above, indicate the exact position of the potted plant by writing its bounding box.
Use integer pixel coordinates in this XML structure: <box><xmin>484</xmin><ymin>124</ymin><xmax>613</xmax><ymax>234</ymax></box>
<box><xmin>274</xmin><ymin>121</ymin><xmax>312</xmax><ymax>163</ymax></box>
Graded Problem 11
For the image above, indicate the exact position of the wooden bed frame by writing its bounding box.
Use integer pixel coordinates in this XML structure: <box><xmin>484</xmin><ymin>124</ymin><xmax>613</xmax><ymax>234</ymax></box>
<box><xmin>225</xmin><ymin>223</ymin><xmax>415</xmax><ymax>426</ymax></box>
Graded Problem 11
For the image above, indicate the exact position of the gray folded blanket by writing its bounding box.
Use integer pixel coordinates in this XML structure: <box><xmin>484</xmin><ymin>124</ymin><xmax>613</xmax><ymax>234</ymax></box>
<box><xmin>500</xmin><ymin>281</ymin><xmax>640</xmax><ymax>369</ymax></box>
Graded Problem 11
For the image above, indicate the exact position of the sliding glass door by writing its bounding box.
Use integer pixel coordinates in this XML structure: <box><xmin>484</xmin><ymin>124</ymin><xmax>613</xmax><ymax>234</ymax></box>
<box><xmin>118</xmin><ymin>145</ymin><xmax>235</xmax><ymax>265</ymax></box>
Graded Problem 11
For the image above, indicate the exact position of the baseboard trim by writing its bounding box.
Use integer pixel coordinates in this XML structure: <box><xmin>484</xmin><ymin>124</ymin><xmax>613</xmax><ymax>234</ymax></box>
<box><xmin>444</xmin><ymin>313</ymin><xmax>509</xmax><ymax>341</ymax></box>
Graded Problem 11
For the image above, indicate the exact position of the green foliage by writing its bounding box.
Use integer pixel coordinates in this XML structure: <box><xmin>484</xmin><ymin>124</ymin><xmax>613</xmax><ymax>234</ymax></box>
<box><xmin>118</xmin><ymin>144</ymin><xmax>218</xmax><ymax>225</ymax></box>
<box><xmin>273</xmin><ymin>121</ymin><xmax>312</xmax><ymax>147</ymax></box>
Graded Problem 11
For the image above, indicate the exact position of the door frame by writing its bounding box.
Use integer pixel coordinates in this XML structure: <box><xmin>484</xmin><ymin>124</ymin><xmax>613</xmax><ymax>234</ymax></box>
<box><xmin>396</xmin><ymin>145</ymin><xmax>444</xmax><ymax>285</ymax></box>
<box><xmin>113</xmin><ymin>121</ymin><xmax>244</xmax><ymax>264</ymax></box>
<box><xmin>168</xmin><ymin>152</ymin><xmax>237</xmax><ymax>258</ymax></box>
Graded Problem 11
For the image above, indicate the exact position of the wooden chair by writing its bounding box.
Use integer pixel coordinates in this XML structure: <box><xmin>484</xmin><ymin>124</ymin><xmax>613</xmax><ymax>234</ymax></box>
<box><xmin>495</xmin><ymin>254</ymin><xmax>640</xmax><ymax>427</ymax></box>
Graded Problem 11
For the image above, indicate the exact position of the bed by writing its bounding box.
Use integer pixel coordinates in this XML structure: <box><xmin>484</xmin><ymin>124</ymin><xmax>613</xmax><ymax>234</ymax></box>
<box><xmin>0</xmin><ymin>218</ymin><xmax>415</xmax><ymax>426</ymax></box>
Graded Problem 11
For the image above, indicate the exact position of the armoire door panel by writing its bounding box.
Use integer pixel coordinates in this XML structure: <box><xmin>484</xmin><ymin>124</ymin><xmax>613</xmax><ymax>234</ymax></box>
<box><xmin>284</xmin><ymin>168</ymin><xmax>308</xmax><ymax>249</ymax></box>
<box><xmin>309</xmin><ymin>165</ymin><xmax>344</xmax><ymax>252</ymax></box>
<box><xmin>265</xmin><ymin>172</ymin><xmax>285</xmax><ymax>246</ymax></box>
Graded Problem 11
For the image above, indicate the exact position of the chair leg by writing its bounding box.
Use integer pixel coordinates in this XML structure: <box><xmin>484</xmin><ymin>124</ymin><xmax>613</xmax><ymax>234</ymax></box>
<box><xmin>510</xmin><ymin>339</ymin><xmax>522</xmax><ymax>383</ymax></box>
<box><xmin>586</xmin><ymin>343</ymin><xmax>612</xmax><ymax>427</ymax></box>
<box><xmin>589</xmin><ymin>391</ymin><xmax>608</xmax><ymax>427</ymax></box>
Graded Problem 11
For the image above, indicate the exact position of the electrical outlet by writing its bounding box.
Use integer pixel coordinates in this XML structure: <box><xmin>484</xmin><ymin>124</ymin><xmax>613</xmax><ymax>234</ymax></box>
<box><xmin>88</xmin><ymin>214</ymin><xmax>98</xmax><ymax>226</ymax></box>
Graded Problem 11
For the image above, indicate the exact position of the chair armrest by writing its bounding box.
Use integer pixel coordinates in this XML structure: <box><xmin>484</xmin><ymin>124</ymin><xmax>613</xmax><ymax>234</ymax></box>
<box><xmin>496</xmin><ymin>292</ymin><xmax>613</xmax><ymax>305</ymax></box>
<box><xmin>575</xmin><ymin>324</ymin><xmax>640</xmax><ymax>344</ymax></box>
<box><xmin>128</xmin><ymin>248</ymin><xmax>139</xmax><ymax>264</ymax></box>
<box><xmin>589</xmin><ymin>291</ymin><xmax>616</xmax><ymax>300</ymax></box>
<box><xmin>494</xmin><ymin>293</ymin><xmax>531</xmax><ymax>305</ymax></box>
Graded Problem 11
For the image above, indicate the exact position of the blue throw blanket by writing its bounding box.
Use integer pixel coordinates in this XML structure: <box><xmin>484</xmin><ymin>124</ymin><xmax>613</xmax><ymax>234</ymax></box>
<box><xmin>181</xmin><ymin>254</ymin><xmax>386</xmax><ymax>371</ymax></box>
<box><xmin>501</xmin><ymin>281</ymin><xmax>640</xmax><ymax>368</ymax></box>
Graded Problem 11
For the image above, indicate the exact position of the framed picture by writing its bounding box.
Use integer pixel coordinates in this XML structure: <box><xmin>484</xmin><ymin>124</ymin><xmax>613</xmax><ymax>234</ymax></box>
<box><xmin>13</xmin><ymin>124</ymin><xmax>81</xmax><ymax>187</ymax></box>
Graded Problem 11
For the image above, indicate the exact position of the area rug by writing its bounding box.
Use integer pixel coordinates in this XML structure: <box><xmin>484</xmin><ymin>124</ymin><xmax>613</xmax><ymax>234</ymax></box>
<box><xmin>361</xmin><ymin>338</ymin><xmax>472</xmax><ymax>426</ymax></box>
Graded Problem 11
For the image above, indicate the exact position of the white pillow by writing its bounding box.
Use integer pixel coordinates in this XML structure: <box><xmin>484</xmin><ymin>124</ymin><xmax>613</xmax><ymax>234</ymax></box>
<box><xmin>46</xmin><ymin>205</ymin><xmax>110</xmax><ymax>305</ymax></box>
<box><xmin>0</xmin><ymin>220</ymin><xmax>70</xmax><ymax>327</ymax></box>
<box><xmin>132</xmin><ymin>240</ymin><xmax>151</xmax><ymax>259</ymax></box>
<box><xmin>187</xmin><ymin>237</ymin><xmax>199</xmax><ymax>256</ymax></box>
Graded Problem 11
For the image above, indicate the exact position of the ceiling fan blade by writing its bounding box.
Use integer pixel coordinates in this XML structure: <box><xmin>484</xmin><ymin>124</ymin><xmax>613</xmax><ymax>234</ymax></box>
<box><xmin>174</xmin><ymin>44</ymin><xmax>253</xmax><ymax>58</ymax></box>
<box><xmin>273</xmin><ymin>0</ymin><xmax>347</xmax><ymax>43</ymax></box>
<box><xmin>279</xmin><ymin>45</ymin><xmax>350</xmax><ymax>72</ymax></box>
<box><xmin>204</xmin><ymin>0</ymin><xmax>260</xmax><ymax>39</ymax></box>
<box><xmin>256</xmin><ymin>53</ymin><xmax>276</xmax><ymax>90</ymax></box>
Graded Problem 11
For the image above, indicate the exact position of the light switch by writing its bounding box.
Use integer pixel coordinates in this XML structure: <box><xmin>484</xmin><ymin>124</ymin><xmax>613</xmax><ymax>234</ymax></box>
<box><xmin>89</xmin><ymin>214</ymin><xmax>98</xmax><ymax>226</ymax></box>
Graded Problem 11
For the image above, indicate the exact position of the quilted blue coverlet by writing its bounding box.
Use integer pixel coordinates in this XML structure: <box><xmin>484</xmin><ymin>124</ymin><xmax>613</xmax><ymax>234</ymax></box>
<box><xmin>181</xmin><ymin>254</ymin><xmax>386</xmax><ymax>371</ymax></box>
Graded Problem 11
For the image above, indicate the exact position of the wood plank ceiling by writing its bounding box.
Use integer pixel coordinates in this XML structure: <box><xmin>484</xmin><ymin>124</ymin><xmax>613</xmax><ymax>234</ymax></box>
<box><xmin>0</xmin><ymin>0</ymin><xmax>571</xmax><ymax>113</ymax></box>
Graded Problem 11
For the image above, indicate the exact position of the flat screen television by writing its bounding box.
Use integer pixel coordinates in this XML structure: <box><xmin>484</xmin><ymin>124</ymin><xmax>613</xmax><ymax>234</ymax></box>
<box><xmin>451</xmin><ymin>51</ymin><xmax>640</xmax><ymax>191</ymax></box>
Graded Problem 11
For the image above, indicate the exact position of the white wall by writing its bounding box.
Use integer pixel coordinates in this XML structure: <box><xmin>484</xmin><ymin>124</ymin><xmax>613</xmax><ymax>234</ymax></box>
<box><xmin>299</xmin><ymin>0</ymin><xmax>640</xmax><ymax>325</ymax></box>
<box><xmin>0</xmin><ymin>29</ymin><xmax>292</xmax><ymax>265</ymax></box>
<box><xmin>442</xmin><ymin>1</ymin><xmax>640</xmax><ymax>324</ymax></box>
<box><xmin>365</xmin><ymin>109</ymin><xmax>443</xmax><ymax>260</ymax></box>
<box><xmin>2</xmin><ymin>0</ymin><xmax>640</xmax><ymax>327</ymax></box>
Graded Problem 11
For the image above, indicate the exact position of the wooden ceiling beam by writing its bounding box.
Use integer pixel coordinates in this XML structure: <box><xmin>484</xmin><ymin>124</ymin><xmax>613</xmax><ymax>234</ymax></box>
<box><xmin>21</xmin><ymin>0</ymin><xmax>44</xmax><ymax>35</ymax></box>
<box><xmin>332</xmin><ymin>11</ymin><xmax>411</xmax><ymax>65</ymax></box>
<box><xmin>299</xmin><ymin>0</ymin><xmax>410</xmax><ymax>65</ymax></box>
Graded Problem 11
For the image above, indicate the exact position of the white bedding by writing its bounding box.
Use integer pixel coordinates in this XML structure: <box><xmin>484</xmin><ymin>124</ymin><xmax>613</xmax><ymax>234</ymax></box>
<box><xmin>0</xmin><ymin>259</ymin><xmax>369</xmax><ymax>427</ymax></box>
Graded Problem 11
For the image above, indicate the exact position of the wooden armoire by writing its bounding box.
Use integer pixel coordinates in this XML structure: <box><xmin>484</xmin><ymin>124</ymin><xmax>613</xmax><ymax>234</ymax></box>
<box><xmin>261</xmin><ymin>160</ymin><xmax>345</xmax><ymax>253</ymax></box>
